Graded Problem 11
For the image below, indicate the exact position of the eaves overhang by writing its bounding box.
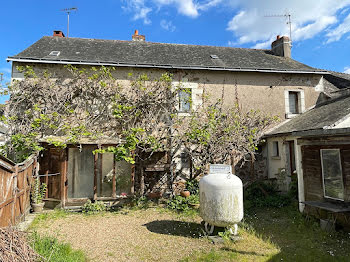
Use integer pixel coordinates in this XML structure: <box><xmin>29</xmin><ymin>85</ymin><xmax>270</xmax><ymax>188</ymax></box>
<box><xmin>7</xmin><ymin>57</ymin><xmax>329</xmax><ymax>75</ymax></box>
<box><xmin>264</xmin><ymin>127</ymin><xmax>350</xmax><ymax>139</ymax></box>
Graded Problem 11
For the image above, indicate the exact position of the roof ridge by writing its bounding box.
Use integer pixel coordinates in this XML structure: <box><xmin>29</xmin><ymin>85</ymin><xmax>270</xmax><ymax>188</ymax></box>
<box><xmin>43</xmin><ymin>36</ymin><xmax>270</xmax><ymax>52</ymax></box>
<box><xmin>9</xmin><ymin>36</ymin><xmax>326</xmax><ymax>74</ymax></box>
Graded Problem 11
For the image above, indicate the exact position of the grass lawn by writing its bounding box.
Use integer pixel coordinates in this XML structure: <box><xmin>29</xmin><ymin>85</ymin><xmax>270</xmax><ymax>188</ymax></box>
<box><xmin>30</xmin><ymin>232</ymin><xmax>86</xmax><ymax>262</ymax></box>
<box><xmin>28</xmin><ymin>203</ymin><xmax>350</xmax><ymax>262</ymax></box>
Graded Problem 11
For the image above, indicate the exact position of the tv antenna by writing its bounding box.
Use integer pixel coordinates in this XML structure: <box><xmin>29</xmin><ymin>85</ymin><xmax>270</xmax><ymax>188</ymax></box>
<box><xmin>265</xmin><ymin>12</ymin><xmax>292</xmax><ymax>44</ymax></box>
<box><xmin>61</xmin><ymin>7</ymin><xmax>77</xmax><ymax>37</ymax></box>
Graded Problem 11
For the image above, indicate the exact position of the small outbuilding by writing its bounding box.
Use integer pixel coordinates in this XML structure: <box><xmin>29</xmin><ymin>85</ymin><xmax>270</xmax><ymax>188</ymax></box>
<box><xmin>265</xmin><ymin>93</ymin><xmax>350</xmax><ymax>230</ymax></box>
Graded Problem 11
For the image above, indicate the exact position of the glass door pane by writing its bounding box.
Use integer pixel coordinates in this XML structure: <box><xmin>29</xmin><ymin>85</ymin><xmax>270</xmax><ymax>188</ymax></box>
<box><xmin>97</xmin><ymin>153</ymin><xmax>114</xmax><ymax>197</ymax></box>
<box><xmin>67</xmin><ymin>146</ymin><xmax>95</xmax><ymax>198</ymax></box>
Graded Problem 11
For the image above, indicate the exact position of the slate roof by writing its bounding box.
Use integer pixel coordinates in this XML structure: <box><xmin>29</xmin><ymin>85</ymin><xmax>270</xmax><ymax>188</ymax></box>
<box><xmin>324</xmin><ymin>71</ymin><xmax>350</xmax><ymax>90</ymax></box>
<box><xmin>7</xmin><ymin>36</ymin><xmax>327</xmax><ymax>74</ymax></box>
<box><xmin>266</xmin><ymin>95</ymin><xmax>350</xmax><ymax>136</ymax></box>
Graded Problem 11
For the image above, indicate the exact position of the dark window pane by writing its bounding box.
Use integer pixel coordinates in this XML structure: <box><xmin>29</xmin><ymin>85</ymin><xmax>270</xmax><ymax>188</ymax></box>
<box><xmin>272</xmin><ymin>141</ymin><xmax>279</xmax><ymax>157</ymax></box>
<box><xmin>289</xmin><ymin>92</ymin><xmax>299</xmax><ymax>114</ymax></box>
<box><xmin>178</xmin><ymin>88</ymin><xmax>191</xmax><ymax>112</ymax></box>
<box><xmin>321</xmin><ymin>149</ymin><xmax>344</xmax><ymax>200</ymax></box>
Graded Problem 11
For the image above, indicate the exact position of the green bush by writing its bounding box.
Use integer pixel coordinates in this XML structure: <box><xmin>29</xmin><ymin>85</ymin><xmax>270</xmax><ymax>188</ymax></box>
<box><xmin>288</xmin><ymin>174</ymin><xmax>298</xmax><ymax>200</ymax></box>
<box><xmin>81</xmin><ymin>200</ymin><xmax>106</xmax><ymax>214</ymax></box>
<box><xmin>30</xmin><ymin>232</ymin><xmax>86</xmax><ymax>262</ymax></box>
<box><xmin>244</xmin><ymin>181</ymin><xmax>291</xmax><ymax>209</ymax></box>
<box><xmin>167</xmin><ymin>194</ymin><xmax>199</xmax><ymax>212</ymax></box>
<box><xmin>186</xmin><ymin>179</ymin><xmax>199</xmax><ymax>195</ymax></box>
<box><xmin>167</xmin><ymin>196</ymin><xmax>191</xmax><ymax>212</ymax></box>
<box><xmin>131</xmin><ymin>196</ymin><xmax>150</xmax><ymax>209</ymax></box>
<box><xmin>187</xmin><ymin>193</ymin><xmax>199</xmax><ymax>205</ymax></box>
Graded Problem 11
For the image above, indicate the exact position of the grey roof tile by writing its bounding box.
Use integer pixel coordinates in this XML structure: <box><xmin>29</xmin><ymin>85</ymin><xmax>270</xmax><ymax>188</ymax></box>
<box><xmin>8</xmin><ymin>36</ymin><xmax>325</xmax><ymax>73</ymax></box>
<box><xmin>267</xmin><ymin>95</ymin><xmax>350</xmax><ymax>136</ymax></box>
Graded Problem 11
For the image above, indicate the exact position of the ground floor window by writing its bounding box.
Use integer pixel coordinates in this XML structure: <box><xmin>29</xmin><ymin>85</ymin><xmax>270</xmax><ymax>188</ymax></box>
<box><xmin>272</xmin><ymin>141</ymin><xmax>279</xmax><ymax>157</ymax></box>
<box><xmin>67</xmin><ymin>147</ymin><xmax>132</xmax><ymax>199</ymax></box>
<box><xmin>320</xmin><ymin>149</ymin><xmax>344</xmax><ymax>200</ymax></box>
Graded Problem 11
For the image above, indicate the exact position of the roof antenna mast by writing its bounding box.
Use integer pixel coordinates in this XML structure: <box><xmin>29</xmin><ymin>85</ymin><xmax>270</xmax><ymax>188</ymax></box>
<box><xmin>61</xmin><ymin>7</ymin><xmax>77</xmax><ymax>37</ymax></box>
<box><xmin>265</xmin><ymin>12</ymin><xmax>292</xmax><ymax>46</ymax></box>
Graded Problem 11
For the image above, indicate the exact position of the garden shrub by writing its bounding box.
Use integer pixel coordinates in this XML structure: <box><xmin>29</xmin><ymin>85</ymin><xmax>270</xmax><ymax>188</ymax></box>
<box><xmin>130</xmin><ymin>196</ymin><xmax>150</xmax><ymax>209</ymax></box>
<box><xmin>244</xmin><ymin>181</ymin><xmax>291</xmax><ymax>209</ymax></box>
<box><xmin>167</xmin><ymin>196</ymin><xmax>190</xmax><ymax>212</ymax></box>
<box><xmin>186</xmin><ymin>179</ymin><xmax>199</xmax><ymax>195</ymax></box>
<box><xmin>288</xmin><ymin>174</ymin><xmax>298</xmax><ymax>200</ymax></box>
<box><xmin>82</xmin><ymin>200</ymin><xmax>106</xmax><ymax>214</ymax></box>
<box><xmin>167</xmin><ymin>194</ymin><xmax>199</xmax><ymax>212</ymax></box>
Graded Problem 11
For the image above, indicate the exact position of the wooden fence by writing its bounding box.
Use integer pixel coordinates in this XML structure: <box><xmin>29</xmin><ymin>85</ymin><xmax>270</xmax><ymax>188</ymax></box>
<box><xmin>0</xmin><ymin>154</ymin><xmax>37</xmax><ymax>227</ymax></box>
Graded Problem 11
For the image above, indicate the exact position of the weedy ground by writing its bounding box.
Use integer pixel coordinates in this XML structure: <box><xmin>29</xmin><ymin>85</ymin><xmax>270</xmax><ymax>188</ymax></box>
<box><xmin>28</xmin><ymin>202</ymin><xmax>350</xmax><ymax>262</ymax></box>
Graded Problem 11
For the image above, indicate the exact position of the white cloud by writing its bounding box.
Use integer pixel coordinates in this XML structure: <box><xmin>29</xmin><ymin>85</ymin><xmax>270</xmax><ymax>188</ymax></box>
<box><xmin>160</xmin><ymin>19</ymin><xmax>176</xmax><ymax>31</ymax></box>
<box><xmin>226</xmin><ymin>0</ymin><xmax>350</xmax><ymax>46</ymax></box>
<box><xmin>122</xmin><ymin>0</ymin><xmax>152</xmax><ymax>24</ymax></box>
<box><xmin>344</xmin><ymin>66</ymin><xmax>350</xmax><ymax>73</ymax></box>
<box><xmin>123</xmin><ymin>0</ymin><xmax>223</xmax><ymax>22</ymax></box>
<box><xmin>154</xmin><ymin>0</ymin><xmax>198</xmax><ymax>17</ymax></box>
<box><xmin>122</xmin><ymin>0</ymin><xmax>350</xmax><ymax>47</ymax></box>
<box><xmin>197</xmin><ymin>0</ymin><xmax>223</xmax><ymax>11</ymax></box>
<box><xmin>326</xmin><ymin>13</ymin><xmax>350</xmax><ymax>43</ymax></box>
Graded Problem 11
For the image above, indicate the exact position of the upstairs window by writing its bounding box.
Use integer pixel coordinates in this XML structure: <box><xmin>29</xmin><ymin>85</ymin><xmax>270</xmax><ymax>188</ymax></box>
<box><xmin>321</xmin><ymin>149</ymin><xmax>344</xmax><ymax>201</ymax></box>
<box><xmin>288</xmin><ymin>91</ymin><xmax>299</xmax><ymax>114</ymax></box>
<box><xmin>178</xmin><ymin>88</ymin><xmax>191</xmax><ymax>113</ymax></box>
<box><xmin>285</xmin><ymin>90</ymin><xmax>305</xmax><ymax>118</ymax></box>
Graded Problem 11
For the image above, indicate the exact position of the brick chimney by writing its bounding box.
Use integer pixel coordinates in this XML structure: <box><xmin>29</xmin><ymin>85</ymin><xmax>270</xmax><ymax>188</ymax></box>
<box><xmin>271</xmin><ymin>35</ymin><xmax>291</xmax><ymax>58</ymax></box>
<box><xmin>53</xmin><ymin>30</ymin><xmax>65</xmax><ymax>37</ymax></box>
<box><xmin>132</xmin><ymin>30</ymin><xmax>145</xmax><ymax>42</ymax></box>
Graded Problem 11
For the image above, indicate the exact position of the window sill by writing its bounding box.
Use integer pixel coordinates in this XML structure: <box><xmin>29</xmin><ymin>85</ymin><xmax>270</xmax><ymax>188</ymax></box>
<box><xmin>271</xmin><ymin>156</ymin><xmax>281</xmax><ymax>160</ymax></box>
<box><xmin>285</xmin><ymin>113</ymin><xmax>301</xmax><ymax>119</ymax></box>
<box><xmin>178</xmin><ymin>112</ymin><xmax>191</xmax><ymax>117</ymax></box>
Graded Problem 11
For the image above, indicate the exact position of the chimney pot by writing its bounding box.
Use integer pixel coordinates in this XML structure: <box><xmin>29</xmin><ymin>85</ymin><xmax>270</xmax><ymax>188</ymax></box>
<box><xmin>271</xmin><ymin>36</ymin><xmax>291</xmax><ymax>58</ymax></box>
<box><xmin>53</xmin><ymin>30</ymin><xmax>65</xmax><ymax>37</ymax></box>
<box><xmin>132</xmin><ymin>29</ymin><xmax>145</xmax><ymax>42</ymax></box>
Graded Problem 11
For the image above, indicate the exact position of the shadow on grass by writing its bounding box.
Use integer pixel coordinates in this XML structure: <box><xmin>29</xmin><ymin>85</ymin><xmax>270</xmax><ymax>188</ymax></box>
<box><xmin>220</xmin><ymin>247</ymin><xmax>266</xmax><ymax>257</ymax></box>
<box><xmin>143</xmin><ymin>220</ymin><xmax>203</xmax><ymax>238</ymax></box>
<box><xmin>244</xmin><ymin>204</ymin><xmax>350</xmax><ymax>262</ymax></box>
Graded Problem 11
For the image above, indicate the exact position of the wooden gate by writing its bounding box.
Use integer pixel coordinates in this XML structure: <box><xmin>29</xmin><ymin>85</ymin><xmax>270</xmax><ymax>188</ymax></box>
<box><xmin>0</xmin><ymin>155</ymin><xmax>37</xmax><ymax>227</ymax></box>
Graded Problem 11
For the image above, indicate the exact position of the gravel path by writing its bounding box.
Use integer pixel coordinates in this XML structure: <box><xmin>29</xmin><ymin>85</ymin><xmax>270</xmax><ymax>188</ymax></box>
<box><xmin>34</xmin><ymin>209</ymin><xmax>214</xmax><ymax>262</ymax></box>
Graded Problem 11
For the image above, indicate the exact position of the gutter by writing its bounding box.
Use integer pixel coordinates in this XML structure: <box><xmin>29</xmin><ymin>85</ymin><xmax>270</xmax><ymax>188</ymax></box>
<box><xmin>292</xmin><ymin>127</ymin><xmax>350</xmax><ymax>137</ymax></box>
<box><xmin>264</xmin><ymin>127</ymin><xmax>350</xmax><ymax>139</ymax></box>
<box><xmin>7</xmin><ymin>57</ymin><xmax>329</xmax><ymax>75</ymax></box>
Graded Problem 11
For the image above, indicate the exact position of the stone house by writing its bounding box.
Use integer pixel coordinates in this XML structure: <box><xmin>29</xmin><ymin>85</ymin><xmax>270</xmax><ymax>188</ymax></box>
<box><xmin>6</xmin><ymin>30</ymin><xmax>330</xmax><ymax>207</ymax></box>
<box><xmin>264</xmin><ymin>74</ymin><xmax>350</xmax><ymax>229</ymax></box>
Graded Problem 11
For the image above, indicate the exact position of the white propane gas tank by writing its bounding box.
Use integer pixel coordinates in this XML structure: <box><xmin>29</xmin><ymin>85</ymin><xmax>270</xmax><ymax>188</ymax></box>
<box><xmin>199</xmin><ymin>165</ymin><xmax>243</xmax><ymax>229</ymax></box>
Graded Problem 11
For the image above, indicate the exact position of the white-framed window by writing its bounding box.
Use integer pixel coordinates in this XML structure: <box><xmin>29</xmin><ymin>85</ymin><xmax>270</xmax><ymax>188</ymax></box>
<box><xmin>288</xmin><ymin>91</ymin><xmax>299</xmax><ymax>114</ymax></box>
<box><xmin>178</xmin><ymin>88</ymin><xmax>192</xmax><ymax>113</ymax></box>
<box><xmin>284</xmin><ymin>90</ymin><xmax>305</xmax><ymax>118</ymax></box>
<box><xmin>320</xmin><ymin>149</ymin><xmax>344</xmax><ymax>201</ymax></box>
<box><xmin>172</xmin><ymin>81</ymin><xmax>201</xmax><ymax>114</ymax></box>
<box><xmin>272</xmin><ymin>141</ymin><xmax>280</xmax><ymax>157</ymax></box>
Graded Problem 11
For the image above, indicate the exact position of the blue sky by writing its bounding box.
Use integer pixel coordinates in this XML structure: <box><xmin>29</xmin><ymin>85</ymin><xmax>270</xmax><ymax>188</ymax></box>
<box><xmin>1</xmin><ymin>0</ymin><xmax>350</xmax><ymax>102</ymax></box>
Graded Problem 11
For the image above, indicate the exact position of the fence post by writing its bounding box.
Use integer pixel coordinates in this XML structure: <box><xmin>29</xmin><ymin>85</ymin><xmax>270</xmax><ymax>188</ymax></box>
<box><xmin>12</xmin><ymin>165</ymin><xmax>18</xmax><ymax>225</ymax></box>
<box><xmin>94</xmin><ymin>153</ymin><xmax>98</xmax><ymax>200</ymax></box>
<box><xmin>45</xmin><ymin>170</ymin><xmax>49</xmax><ymax>199</ymax></box>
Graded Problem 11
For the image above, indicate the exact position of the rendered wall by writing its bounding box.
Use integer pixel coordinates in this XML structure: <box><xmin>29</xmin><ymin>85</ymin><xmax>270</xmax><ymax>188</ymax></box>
<box><xmin>12</xmin><ymin>62</ymin><xmax>323</xmax><ymax>121</ymax></box>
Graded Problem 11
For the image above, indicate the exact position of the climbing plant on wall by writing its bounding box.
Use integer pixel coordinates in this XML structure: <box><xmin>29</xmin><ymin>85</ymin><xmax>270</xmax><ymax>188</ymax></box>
<box><xmin>3</xmin><ymin>65</ymin><xmax>277</xmax><ymax>185</ymax></box>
